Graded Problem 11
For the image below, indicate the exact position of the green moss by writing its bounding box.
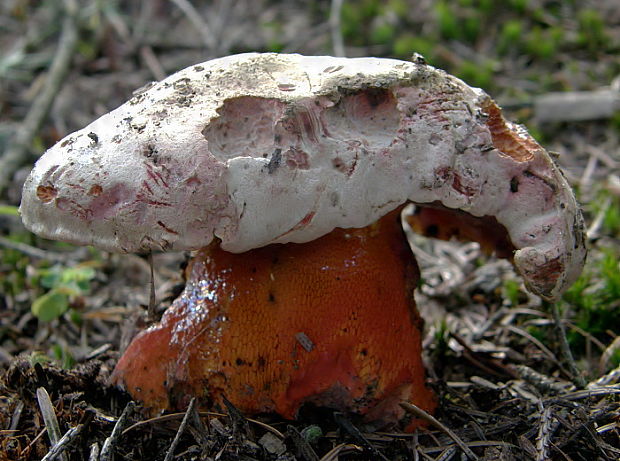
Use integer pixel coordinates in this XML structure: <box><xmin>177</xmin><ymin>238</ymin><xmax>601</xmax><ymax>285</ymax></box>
<box><xmin>502</xmin><ymin>279</ymin><xmax>523</xmax><ymax>306</ymax></box>
<box><xmin>525</xmin><ymin>26</ymin><xmax>557</xmax><ymax>59</ymax></box>
<box><xmin>371</xmin><ymin>22</ymin><xmax>395</xmax><ymax>45</ymax></box>
<box><xmin>498</xmin><ymin>19</ymin><xmax>523</xmax><ymax>55</ymax></box>
<box><xmin>52</xmin><ymin>343</ymin><xmax>75</xmax><ymax>369</ymax></box>
<box><xmin>392</xmin><ymin>35</ymin><xmax>434</xmax><ymax>61</ymax></box>
<box><xmin>610</xmin><ymin>112</ymin><xmax>620</xmax><ymax>134</ymax></box>
<box><xmin>262</xmin><ymin>21</ymin><xmax>285</xmax><ymax>53</ymax></box>
<box><xmin>387</xmin><ymin>0</ymin><xmax>409</xmax><ymax>19</ymax></box>
<box><xmin>341</xmin><ymin>0</ymin><xmax>385</xmax><ymax>46</ymax></box>
<box><xmin>455</xmin><ymin>59</ymin><xmax>496</xmax><ymax>90</ymax></box>
<box><xmin>610</xmin><ymin>349</ymin><xmax>620</xmax><ymax>368</ymax></box>
<box><xmin>564</xmin><ymin>248</ymin><xmax>620</xmax><ymax>352</ymax></box>
<box><xmin>340</xmin><ymin>2</ymin><xmax>362</xmax><ymax>41</ymax></box>
<box><xmin>577</xmin><ymin>8</ymin><xmax>608</xmax><ymax>51</ymax></box>
<box><xmin>463</xmin><ymin>15</ymin><xmax>481</xmax><ymax>43</ymax></box>
<box><xmin>508</xmin><ymin>0</ymin><xmax>530</xmax><ymax>14</ymax></box>
<box><xmin>435</xmin><ymin>1</ymin><xmax>460</xmax><ymax>40</ymax></box>
<box><xmin>603</xmin><ymin>200</ymin><xmax>620</xmax><ymax>236</ymax></box>
<box><xmin>478</xmin><ymin>0</ymin><xmax>494</xmax><ymax>15</ymax></box>
<box><xmin>433</xmin><ymin>319</ymin><xmax>450</xmax><ymax>357</ymax></box>
<box><xmin>600</xmin><ymin>249</ymin><xmax>620</xmax><ymax>300</ymax></box>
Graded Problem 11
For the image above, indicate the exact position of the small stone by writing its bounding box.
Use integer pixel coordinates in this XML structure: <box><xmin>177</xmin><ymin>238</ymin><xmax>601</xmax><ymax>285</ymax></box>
<box><xmin>259</xmin><ymin>432</ymin><xmax>286</xmax><ymax>456</ymax></box>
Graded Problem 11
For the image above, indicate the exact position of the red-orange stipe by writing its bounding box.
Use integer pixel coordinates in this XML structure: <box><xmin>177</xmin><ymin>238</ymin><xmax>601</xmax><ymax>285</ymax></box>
<box><xmin>112</xmin><ymin>209</ymin><xmax>435</xmax><ymax>426</ymax></box>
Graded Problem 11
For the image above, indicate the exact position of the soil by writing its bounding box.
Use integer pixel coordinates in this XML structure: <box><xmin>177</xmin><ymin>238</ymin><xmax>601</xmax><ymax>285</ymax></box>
<box><xmin>1</xmin><ymin>1</ymin><xmax>619</xmax><ymax>460</ymax></box>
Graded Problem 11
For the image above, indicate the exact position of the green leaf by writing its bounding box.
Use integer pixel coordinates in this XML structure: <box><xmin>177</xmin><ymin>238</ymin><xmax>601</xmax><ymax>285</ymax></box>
<box><xmin>0</xmin><ymin>205</ymin><xmax>19</xmax><ymax>216</ymax></box>
<box><xmin>52</xmin><ymin>344</ymin><xmax>75</xmax><ymax>369</ymax></box>
<box><xmin>28</xmin><ymin>351</ymin><xmax>52</xmax><ymax>367</ymax></box>
<box><xmin>39</xmin><ymin>268</ymin><xmax>62</xmax><ymax>289</ymax></box>
<box><xmin>39</xmin><ymin>264</ymin><xmax>96</xmax><ymax>291</ymax></box>
<box><xmin>60</xmin><ymin>266</ymin><xmax>96</xmax><ymax>285</ymax></box>
<box><xmin>32</xmin><ymin>289</ymin><xmax>69</xmax><ymax>322</ymax></box>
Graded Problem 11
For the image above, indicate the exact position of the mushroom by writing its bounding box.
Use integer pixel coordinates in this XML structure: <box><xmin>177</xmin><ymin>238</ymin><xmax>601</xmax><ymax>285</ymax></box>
<box><xmin>20</xmin><ymin>53</ymin><xmax>586</xmax><ymax>426</ymax></box>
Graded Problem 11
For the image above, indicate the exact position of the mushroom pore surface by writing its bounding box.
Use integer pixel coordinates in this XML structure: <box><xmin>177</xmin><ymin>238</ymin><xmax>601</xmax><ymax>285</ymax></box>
<box><xmin>20</xmin><ymin>53</ymin><xmax>586</xmax><ymax>300</ymax></box>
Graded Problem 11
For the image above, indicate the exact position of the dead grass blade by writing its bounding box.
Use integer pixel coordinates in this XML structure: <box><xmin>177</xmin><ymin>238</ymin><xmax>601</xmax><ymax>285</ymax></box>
<box><xmin>400</xmin><ymin>401</ymin><xmax>479</xmax><ymax>460</ymax></box>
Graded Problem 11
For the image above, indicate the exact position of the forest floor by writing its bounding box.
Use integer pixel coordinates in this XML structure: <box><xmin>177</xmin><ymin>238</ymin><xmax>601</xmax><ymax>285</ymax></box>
<box><xmin>1</xmin><ymin>1</ymin><xmax>620</xmax><ymax>459</ymax></box>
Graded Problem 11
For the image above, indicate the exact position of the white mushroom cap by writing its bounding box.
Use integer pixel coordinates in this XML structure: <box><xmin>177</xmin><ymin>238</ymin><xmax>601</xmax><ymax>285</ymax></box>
<box><xmin>20</xmin><ymin>53</ymin><xmax>585</xmax><ymax>300</ymax></box>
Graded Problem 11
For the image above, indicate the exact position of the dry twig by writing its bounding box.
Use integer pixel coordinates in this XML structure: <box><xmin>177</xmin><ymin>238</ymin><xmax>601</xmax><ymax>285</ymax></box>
<box><xmin>400</xmin><ymin>401</ymin><xmax>479</xmax><ymax>460</ymax></box>
<box><xmin>552</xmin><ymin>303</ymin><xmax>587</xmax><ymax>388</ymax></box>
<box><xmin>169</xmin><ymin>0</ymin><xmax>217</xmax><ymax>50</ymax></box>
<box><xmin>164</xmin><ymin>398</ymin><xmax>196</xmax><ymax>461</ymax></box>
<box><xmin>319</xmin><ymin>443</ymin><xmax>363</xmax><ymax>461</ymax></box>
<box><xmin>88</xmin><ymin>442</ymin><xmax>100</xmax><ymax>461</ymax></box>
<box><xmin>288</xmin><ymin>425</ymin><xmax>320</xmax><ymax>461</ymax></box>
<box><xmin>588</xmin><ymin>364</ymin><xmax>620</xmax><ymax>388</ymax></box>
<box><xmin>41</xmin><ymin>423</ymin><xmax>87</xmax><ymax>461</ymax></box>
<box><xmin>0</xmin><ymin>235</ymin><xmax>86</xmax><ymax>262</ymax></box>
<box><xmin>100</xmin><ymin>401</ymin><xmax>135</xmax><ymax>461</ymax></box>
<box><xmin>535</xmin><ymin>403</ymin><xmax>556</xmax><ymax>461</ymax></box>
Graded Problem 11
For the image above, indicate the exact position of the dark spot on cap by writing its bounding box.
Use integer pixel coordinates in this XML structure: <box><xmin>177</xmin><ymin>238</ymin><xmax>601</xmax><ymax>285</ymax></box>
<box><xmin>510</xmin><ymin>177</ymin><xmax>519</xmax><ymax>193</ymax></box>
<box><xmin>267</xmin><ymin>149</ymin><xmax>282</xmax><ymax>174</ymax></box>
<box><xmin>332</xmin><ymin>157</ymin><xmax>347</xmax><ymax>173</ymax></box>
<box><xmin>425</xmin><ymin>224</ymin><xmax>439</xmax><ymax>238</ymax></box>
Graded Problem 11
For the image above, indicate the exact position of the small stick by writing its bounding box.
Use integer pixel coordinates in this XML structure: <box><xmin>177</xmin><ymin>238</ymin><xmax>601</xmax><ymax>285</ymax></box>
<box><xmin>100</xmin><ymin>401</ymin><xmax>135</xmax><ymax>461</ymax></box>
<box><xmin>164</xmin><ymin>398</ymin><xmax>196</xmax><ymax>461</ymax></box>
<box><xmin>586</xmin><ymin>197</ymin><xmax>611</xmax><ymax>240</ymax></box>
<box><xmin>288</xmin><ymin>425</ymin><xmax>319</xmax><ymax>461</ymax></box>
<box><xmin>0</xmin><ymin>236</ymin><xmax>83</xmax><ymax>263</ymax></box>
<box><xmin>88</xmin><ymin>442</ymin><xmax>100</xmax><ymax>461</ymax></box>
<box><xmin>535</xmin><ymin>403</ymin><xmax>555</xmax><ymax>461</ymax></box>
<box><xmin>188</xmin><ymin>402</ymin><xmax>210</xmax><ymax>450</ymax></box>
<box><xmin>36</xmin><ymin>387</ymin><xmax>68</xmax><ymax>461</ymax></box>
<box><xmin>9</xmin><ymin>400</ymin><xmax>24</xmax><ymax>431</ymax></box>
<box><xmin>139</xmin><ymin>46</ymin><xmax>166</xmax><ymax>81</ymax></box>
<box><xmin>82</xmin><ymin>343</ymin><xmax>113</xmax><ymax>361</ymax></box>
<box><xmin>147</xmin><ymin>251</ymin><xmax>156</xmax><ymax>319</ymax></box>
<box><xmin>169</xmin><ymin>0</ymin><xmax>216</xmax><ymax>50</ymax></box>
<box><xmin>41</xmin><ymin>424</ymin><xmax>85</xmax><ymax>461</ymax></box>
<box><xmin>400</xmin><ymin>401</ymin><xmax>479</xmax><ymax>461</ymax></box>
<box><xmin>552</xmin><ymin>302</ymin><xmax>586</xmax><ymax>388</ymax></box>
<box><xmin>122</xmin><ymin>410</ymin><xmax>285</xmax><ymax>439</ymax></box>
<box><xmin>333</xmin><ymin>412</ymin><xmax>387</xmax><ymax>461</ymax></box>
<box><xmin>318</xmin><ymin>443</ymin><xmax>363</xmax><ymax>461</ymax></box>
<box><xmin>329</xmin><ymin>0</ymin><xmax>345</xmax><ymax>57</ymax></box>
<box><xmin>222</xmin><ymin>396</ymin><xmax>251</xmax><ymax>438</ymax></box>
<box><xmin>0</xmin><ymin>0</ymin><xmax>79</xmax><ymax>193</ymax></box>
<box><xmin>588</xmin><ymin>364</ymin><xmax>620</xmax><ymax>388</ymax></box>
<box><xmin>549</xmin><ymin>385</ymin><xmax>620</xmax><ymax>402</ymax></box>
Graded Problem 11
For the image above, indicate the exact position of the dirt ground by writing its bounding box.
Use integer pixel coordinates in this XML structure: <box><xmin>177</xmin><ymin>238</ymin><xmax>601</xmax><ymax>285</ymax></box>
<box><xmin>1</xmin><ymin>1</ymin><xmax>620</xmax><ymax>460</ymax></box>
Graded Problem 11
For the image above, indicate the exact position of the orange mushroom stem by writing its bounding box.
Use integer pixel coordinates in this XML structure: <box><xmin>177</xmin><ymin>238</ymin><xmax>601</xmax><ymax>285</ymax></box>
<box><xmin>111</xmin><ymin>208</ymin><xmax>436</xmax><ymax>427</ymax></box>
